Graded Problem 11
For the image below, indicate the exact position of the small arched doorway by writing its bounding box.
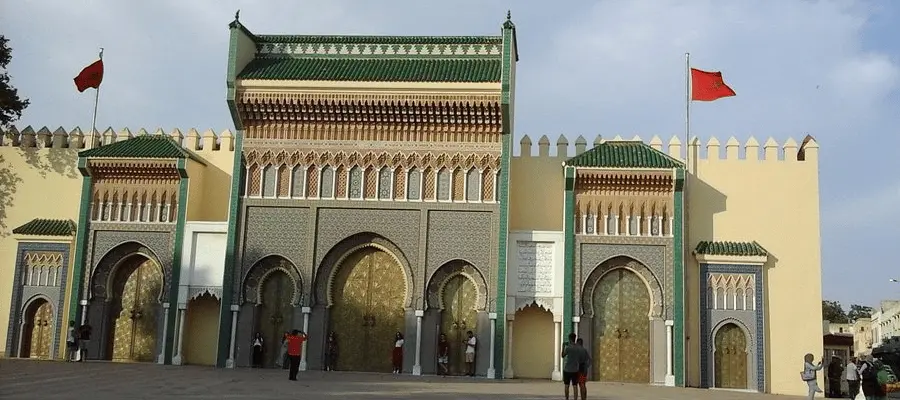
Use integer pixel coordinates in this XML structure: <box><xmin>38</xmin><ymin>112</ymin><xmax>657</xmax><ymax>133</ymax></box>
<box><xmin>512</xmin><ymin>304</ymin><xmax>554</xmax><ymax>378</ymax></box>
<box><xmin>183</xmin><ymin>293</ymin><xmax>221</xmax><ymax>366</ymax></box>
<box><xmin>20</xmin><ymin>298</ymin><xmax>54</xmax><ymax>359</ymax></box>
<box><xmin>714</xmin><ymin>323</ymin><xmax>748</xmax><ymax>389</ymax></box>
<box><xmin>107</xmin><ymin>257</ymin><xmax>163</xmax><ymax>362</ymax></box>
<box><xmin>440</xmin><ymin>274</ymin><xmax>478</xmax><ymax>376</ymax></box>
<box><xmin>329</xmin><ymin>246</ymin><xmax>407</xmax><ymax>373</ymax></box>
<box><xmin>591</xmin><ymin>268</ymin><xmax>651</xmax><ymax>383</ymax></box>
<box><xmin>255</xmin><ymin>270</ymin><xmax>294</xmax><ymax>368</ymax></box>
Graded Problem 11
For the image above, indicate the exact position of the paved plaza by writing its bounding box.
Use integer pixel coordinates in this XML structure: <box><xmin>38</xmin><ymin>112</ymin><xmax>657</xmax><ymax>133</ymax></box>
<box><xmin>0</xmin><ymin>359</ymin><xmax>805</xmax><ymax>400</ymax></box>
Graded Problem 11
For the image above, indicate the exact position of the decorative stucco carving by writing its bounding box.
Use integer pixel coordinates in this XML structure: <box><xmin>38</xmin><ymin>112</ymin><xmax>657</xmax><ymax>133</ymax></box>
<box><xmin>425</xmin><ymin>260</ymin><xmax>488</xmax><ymax>311</ymax></box>
<box><xmin>90</xmin><ymin>240</ymin><xmax>168</xmax><ymax>301</ymax></box>
<box><xmin>242</xmin><ymin>255</ymin><xmax>303</xmax><ymax>305</ymax></box>
<box><xmin>581</xmin><ymin>255</ymin><xmax>664</xmax><ymax>318</ymax></box>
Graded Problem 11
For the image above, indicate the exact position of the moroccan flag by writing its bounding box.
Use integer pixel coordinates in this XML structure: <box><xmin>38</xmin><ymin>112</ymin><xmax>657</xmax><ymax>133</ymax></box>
<box><xmin>690</xmin><ymin>68</ymin><xmax>735</xmax><ymax>101</ymax></box>
<box><xmin>74</xmin><ymin>60</ymin><xmax>104</xmax><ymax>92</ymax></box>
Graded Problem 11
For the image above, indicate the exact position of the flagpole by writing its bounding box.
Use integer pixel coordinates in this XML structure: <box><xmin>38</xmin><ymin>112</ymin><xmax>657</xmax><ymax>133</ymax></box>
<box><xmin>90</xmin><ymin>48</ymin><xmax>103</xmax><ymax>139</ymax></box>
<box><xmin>685</xmin><ymin>52</ymin><xmax>691</xmax><ymax>173</ymax></box>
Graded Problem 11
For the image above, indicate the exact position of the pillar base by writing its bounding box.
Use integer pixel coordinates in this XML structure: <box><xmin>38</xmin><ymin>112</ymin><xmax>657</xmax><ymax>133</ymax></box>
<box><xmin>157</xmin><ymin>354</ymin><xmax>165</xmax><ymax>365</ymax></box>
<box><xmin>665</xmin><ymin>374</ymin><xmax>676</xmax><ymax>386</ymax></box>
<box><xmin>299</xmin><ymin>361</ymin><xmax>307</xmax><ymax>371</ymax></box>
<box><xmin>551</xmin><ymin>370</ymin><xmax>562</xmax><ymax>381</ymax></box>
<box><xmin>503</xmin><ymin>368</ymin><xmax>514</xmax><ymax>379</ymax></box>
<box><xmin>412</xmin><ymin>365</ymin><xmax>422</xmax><ymax>376</ymax></box>
<box><xmin>486</xmin><ymin>368</ymin><xmax>496</xmax><ymax>379</ymax></box>
<box><xmin>172</xmin><ymin>355</ymin><xmax>183</xmax><ymax>366</ymax></box>
<box><xmin>225</xmin><ymin>359</ymin><xmax>235</xmax><ymax>369</ymax></box>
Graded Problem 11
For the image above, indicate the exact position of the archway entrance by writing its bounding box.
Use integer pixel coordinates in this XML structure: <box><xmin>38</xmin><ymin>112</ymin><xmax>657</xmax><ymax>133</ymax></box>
<box><xmin>21</xmin><ymin>299</ymin><xmax>53</xmax><ymax>359</ymax></box>
<box><xmin>714</xmin><ymin>323</ymin><xmax>748</xmax><ymax>389</ymax></box>
<box><xmin>255</xmin><ymin>270</ymin><xmax>294</xmax><ymax>368</ymax></box>
<box><xmin>107</xmin><ymin>257</ymin><xmax>162</xmax><ymax>362</ymax></box>
<box><xmin>512</xmin><ymin>304</ymin><xmax>554</xmax><ymax>379</ymax></box>
<box><xmin>329</xmin><ymin>247</ymin><xmax>406</xmax><ymax>372</ymax></box>
<box><xmin>592</xmin><ymin>268</ymin><xmax>650</xmax><ymax>383</ymax></box>
<box><xmin>183</xmin><ymin>293</ymin><xmax>221</xmax><ymax>366</ymax></box>
<box><xmin>440</xmin><ymin>274</ymin><xmax>477</xmax><ymax>376</ymax></box>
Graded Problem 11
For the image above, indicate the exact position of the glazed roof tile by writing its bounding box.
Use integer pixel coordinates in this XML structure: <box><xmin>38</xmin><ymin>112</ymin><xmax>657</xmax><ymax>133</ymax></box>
<box><xmin>695</xmin><ymin>241</ymin><xmax>768</xmax><ymax>257</ymax></box>
<box><xmin>238</xmin><ymin>57</ymin><xmax>501</xmax><ymax>82</ymax></box>
<box><xmin>12</xmin><ymin>219</ymin><xmax>77</xmax><ymax>236</ymax></box>
<box><xmin>78</xmin><ymin>134</ymin><xmax>201</xmax><ymax>161</ymax></box>
<box><xmin>565</xmin><ymin>141</ymin><xmax>684</xmax><ymax>169</ymax></box>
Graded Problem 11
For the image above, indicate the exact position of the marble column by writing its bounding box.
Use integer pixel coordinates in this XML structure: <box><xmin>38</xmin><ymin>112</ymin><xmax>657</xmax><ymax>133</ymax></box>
<box><xmin>665</xmin><ymin>319</ymin><xmax>675</xmax><ymax>386</ymax></box>
<box><xmin>79</xmin><ymin>299</ymin><xmax>89</xmax><ymax>325</ymax></box>
<box><xmin>172</xmin><ymin>303</ymin><xmax>187</xmax><ymax>365</ymax></box>
<box><xmin>503</xmin><ymin>315</ymin><xmax>515</xmax><ymax>378</ymax></box>
<box><xmin>300</xmin><ymin>307</ymin><xmax>311</xmax><ymax>371</ymax></box>
<box><xmin>487</xmin><ymin>313</ymin><xmax>497</xmax><ymax>379</ymax></box>
<box><xmin>413</xmin><ymin>309</ymin><xmax>424</xmax><ymax>376</ymax></box>
<box><xmin>226</xmin><ymin>305</ymin><xmax>239</xmax><ymax>368</ymax></box>
<box><xmin>552</xmin><ymin>320</ymin><xmax>562</xmax><ymax>381</ymax></box>
<box><xmin>157</xmin><ymin>302</ymin><xmax>170</xmax><ymax>364</ymax></box>
<box><xmin>573</xmin><ymin>316</ymin><xmax>580</xmax><ymax>339</ymax></box>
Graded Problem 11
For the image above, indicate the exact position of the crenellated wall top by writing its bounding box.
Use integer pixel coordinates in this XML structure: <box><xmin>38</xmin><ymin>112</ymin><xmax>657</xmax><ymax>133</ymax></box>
<box><xmin>515</xmin><ymin>134</ymin><xmax>819</xmax><ymax>163</ymax></box>
<box><xmin>0</xmin><ymin>126</ymin><xmax>236</xmax><ymax>152</ymax></box>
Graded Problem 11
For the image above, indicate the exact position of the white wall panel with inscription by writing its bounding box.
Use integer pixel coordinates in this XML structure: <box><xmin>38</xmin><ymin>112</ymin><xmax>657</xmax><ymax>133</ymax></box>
<box><xmin>177</xmin><ymin>222</ymin><xmax>228</xmax><ymax>304</ymax></box>
<box><xmin>506</xmin><ymin>231</ymin><xmax>565</xmax><ymax>319</ymax></box>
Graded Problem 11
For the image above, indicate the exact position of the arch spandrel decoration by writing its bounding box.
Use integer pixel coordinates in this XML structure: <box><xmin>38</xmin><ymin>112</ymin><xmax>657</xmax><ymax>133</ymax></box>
<box><xmin>21</xmin><ymin>294</ymin><xmax>55</xmax><ymax>316</ymax></box>
<box><xmin>425</xmin><ymin>260</ymin><xmax>488</xmax><ymax>311</ymax></box>
<box><xmin>710</xmin><ymin>318</ymin><xmax>755</xmax><ymax>351</ymax></box>
<box><xmin>581</xmin><ymin>256</ymin><xmax>664</xmax><ymax>318</ymax></box>
<box><xmin>91</xmin><ymin>242</ymin><xmax>166</xmax><ymax>302</ymax></box>
<box><xmin>242</xmin><ymin>255</ymin><xmax>303</xmax><ymax>305</ymax></box>
<box><xmin>314</xmin><ymin>232</ymin><xmax>415</xmax><ymax>308</ymax></box>
<box><xmin>514</xmin><ymin>298</ymin><xmax>556</xmax><ymax>314</ymax></box>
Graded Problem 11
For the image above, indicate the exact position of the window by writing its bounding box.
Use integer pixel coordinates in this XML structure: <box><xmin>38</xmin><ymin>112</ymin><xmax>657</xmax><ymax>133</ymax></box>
<box><xmin>291</xmin><ymin>166</ymin><xmax>305</xmax><ymax>198</ymax></box>
<box><xmin>466</xmin><ymin>168</ymin><xmax>480</xmax><ymax>201</ymax></box>
<box><xmin>407</xmin><ymin>168</ymin><xmax>421</xmax><ymax>200</ymax></box>
<box><xmin>437</xmin><ymin>168</ymin><xmax>451</xmax><ymax>201</ymax></box>
<box><xmin>349</xmin><ymin>166</ymin><xmax>363</xmax><ymax>199</ymax></box>
<box><xmin>320</xmin><ymin>167</ymin><xmax>335</xmax><ymax>198</ymax></box>
<box><xmin>378</xmin><ymin>167</ymin><xmax>392</xmax><ymax>199</ymax></box>
<box><xmin>262</xmin><ymin>165</ymin><xmax>277</xmax><ymax>197</ymax></box>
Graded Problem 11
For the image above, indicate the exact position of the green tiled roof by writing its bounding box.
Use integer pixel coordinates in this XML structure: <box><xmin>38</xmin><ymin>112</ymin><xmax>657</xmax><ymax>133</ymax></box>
<box><xmin>254</xmin><ymin>35</ymin><xmax>502</xmax><ymax>45</ymax></box>
<box><xmin>695</xmin><ymin>241</ymin><xmax>768</xmax><ymax>257</ymax></box>
<box><xmin>79</xmin><ymin>134</ymin><xmax>201</xmax><ymax>161</ymax></box>
<box><xmin>238</xmin><ymin>57</ymin><xmax>501</xmax><ymax>82</ymax></box>
<box><xmin>13</xmin><ymin>219</ymin><xmax>76</xmax><ymax>236</ymax></box>
<box><xmin>565</xmin><ymin>141</ymin><xmax>684</xmax><ymax>169</ymax></box>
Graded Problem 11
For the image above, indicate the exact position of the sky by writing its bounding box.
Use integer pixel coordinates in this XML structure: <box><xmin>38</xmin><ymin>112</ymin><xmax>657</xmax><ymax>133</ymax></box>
<box><xmin>2</xmin><ymin>1</ymin><xmax>899</xmax><ymax>310</ymax></box>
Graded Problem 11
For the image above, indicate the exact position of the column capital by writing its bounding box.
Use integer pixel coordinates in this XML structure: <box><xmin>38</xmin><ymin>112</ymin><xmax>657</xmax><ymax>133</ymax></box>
<box><xmin>178</xmin><ymin>303</ymin><xmax>187</xmax><ymax>310</ymax></box>
<box><xmin>301</xmin><ymin>306</ymin><xmax>311</xmax><ymax>314</ymax></box>
<box><xmin>79</xmin><ymin>299</ymin><xmax>89</xmax><ymax>306</ymax></box>
<box><xmin>572</xmin><ymin>316</ymin><xmax>581</xmax><ymax>323</ymax></box>
<box><xmin>162</xmin><ymin>302</ymin><xmax>170</xmax><ymax>309</ymax></box>
<box><xmin>230</xmin><ymin>304</ymin><xmax>240</xmax><ymax>312</ymax></box>
<box><xmin>665</xmin><ymin>319</ymin><xmax>674</xmax><ymax>326</ymax></box>
<box><xmin>488</xmin><ymin>312</ymin><xmax>498</xmax><ymax>320</ymax></box>
<box><xmin>414</xmin><ymin>309</ymin><xmax>424</xmax><ymax>317</ymax></box>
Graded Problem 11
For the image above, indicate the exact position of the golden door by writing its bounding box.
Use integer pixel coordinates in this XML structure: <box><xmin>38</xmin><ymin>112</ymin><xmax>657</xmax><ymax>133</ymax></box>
<box><xmin>330</xmin><ymin>248</ymin><xmax>406</xmax><ymax>372</ymax></box>
<box><xmin>257</xmin><ymin>270</ymin><xmax>293</xmax><ymax>368</ymax></box>
<box><xmin>592</xmin><ymin>269</ymin><xmax>651</xmax><ymax>383</ymax></box>
<box><xmin>25</xmin><ymin>301</ymin><xmax>53</xmax><ymax>359</ymax></box>
<box><xmin>112</xmin><ymin>259</ymin><xmax>162</xmax><ymax>362</ymax></box>
<box><xmin>714</xmin><ymin>323</ymin><xmax>748</xmax><ymax>389</ymax></box>
<box><xmin>440</xmin><ymin>275</ymin><xmax>477</xmax><ymax>375</ymax></box>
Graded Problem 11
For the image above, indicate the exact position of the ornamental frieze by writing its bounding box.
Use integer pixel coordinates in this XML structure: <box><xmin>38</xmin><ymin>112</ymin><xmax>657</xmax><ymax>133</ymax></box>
<box><xmin>242</xmin><ymin>149</ymin><xmax>501</xmax><ymax>171</ymax></box>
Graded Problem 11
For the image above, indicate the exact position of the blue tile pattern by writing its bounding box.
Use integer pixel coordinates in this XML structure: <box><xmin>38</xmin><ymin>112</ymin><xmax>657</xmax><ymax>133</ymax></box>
<box><xmin>699</xmin><ymin>263</ymin><xmax>765</xmax><ymax>393</ymax></box>
<box><xmin>4</xmin><ymin>242</ymin><xmax>71</xmax><ymax>359</ymax></box>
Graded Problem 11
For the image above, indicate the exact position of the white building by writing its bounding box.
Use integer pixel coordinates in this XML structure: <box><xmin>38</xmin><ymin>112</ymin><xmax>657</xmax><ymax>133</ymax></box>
<box><xmin>870</xmin><ymin>300</ymin><xmax>900</xmax><ymax>346</ymax></box>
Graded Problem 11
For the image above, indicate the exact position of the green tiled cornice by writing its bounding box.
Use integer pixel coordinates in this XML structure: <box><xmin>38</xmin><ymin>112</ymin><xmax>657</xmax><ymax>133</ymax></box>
<box><xmin>238</xmin><ymin>57</ymin><xmax>501</xmax><ymax>82</ymax></box>
<box><xmin>695</xmin><ymin>241</ymin><xmax>768</xmax><ymax>257</ymax></box>
<box><xmin>12</xmin><ymin>219</ymin><xmax>76</xmax><ymax>236</ymax></box>
<box><xmin>78</xmin><ymin>135</ymin><xmax>203</xmax><ymax>163</ymax></box>
<box><xmin>565</xmin><ymin>141</ymin><xmax>684</xmax><ymax>169</ymax></box>
<box><xmin>255</xmin><ymin>35</ymin><xmax>502</xmax><ymax>45</ymax></box>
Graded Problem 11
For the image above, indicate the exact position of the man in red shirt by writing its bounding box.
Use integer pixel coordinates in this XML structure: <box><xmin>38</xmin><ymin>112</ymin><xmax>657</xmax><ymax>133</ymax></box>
<box><xmin>286</xmin><ymin>330</ymin><xmax>307</xmax><ymax>381</ymax></box>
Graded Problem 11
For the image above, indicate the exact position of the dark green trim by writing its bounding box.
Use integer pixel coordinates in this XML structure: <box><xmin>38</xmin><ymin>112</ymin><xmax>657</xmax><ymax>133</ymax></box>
<box><xmin>216</xmin><ymin>130</ymin><xmax>244</xmax><ymax>367</ymax></box>
<box><xmin>67</xmin><ymin>157</ymin><xmax>92</xmax><ymax>325</ymax></box>
<box><xmin>695</xmin><ymin>241</ymin><xmax>768</xmax><ymax>257</ymax></box>
<box><xmin>227</xmin><ymin>21</ymin><xmax>243</xmax><ymax>130</ymax></box>
<box><xmin>237</xmin><ymin>57</ymin><xmax>501</xmax><ymax>83</ymax></box>
<box><xmin>13</xmin><ymin>219</ymin><xmax>76</xmax><ymax>236</ymax></box>
<box><xmin>563</xmin><ymin>167</ymin><xmax>575</xmax><ymax>335</ymax></box>
<box><xmin>673</xmin><ymin>168</ymin><xmax>685</xmax><ymax>386</ymax></box>
<box><xmin>164</xmin><ymin>158</ymin><xmax>189</xmax><ymax>365</ymax></box>
<box><xmin>255</xmin><ymin>35</ymin><xmax>502</xmax><ymax>45</ymax></box>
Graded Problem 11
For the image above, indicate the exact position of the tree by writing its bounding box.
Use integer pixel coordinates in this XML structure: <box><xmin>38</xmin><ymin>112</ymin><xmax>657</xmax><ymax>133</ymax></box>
<box><xmin>0</xmin><ymin>35</ymin><xmax>30</xmax><ymax>132</ymax></box>
<box><xmin>848</xmin><ymin>304</ymin><xmax>874</xmax><ymax>321</ymax></box>
<box><xmin>823</xmin><ymin>300</ymin><xmax>849</xmax><ymax>323</ymax></box>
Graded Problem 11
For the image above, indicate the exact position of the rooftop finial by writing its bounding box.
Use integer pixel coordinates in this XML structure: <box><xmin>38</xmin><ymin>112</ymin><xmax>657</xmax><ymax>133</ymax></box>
<box><xmin>235</xmin><ymin>9</ymin><xmax>240</xmax><ymax>21</ymax></box>
<box><xmin>507</xmin><ymin>10</ymin><xmax>511</xmax><ymax>20</ymax></box>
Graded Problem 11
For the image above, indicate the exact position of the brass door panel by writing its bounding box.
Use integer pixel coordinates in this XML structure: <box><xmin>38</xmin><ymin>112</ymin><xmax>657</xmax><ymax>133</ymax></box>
<box><xmin>714</xmin><ymin>323</ymin><xmax>748</xmax><ymax>389</ymax></box>
<box><xmin>440</xmin><ymin>275</ymin><xmax>477</xmax><ymax>375</ymax></box>
<box><xmin>330</xmin><ymin>247</ymin><xmax>406</xmax><ymax>373</ymax></box>
<box><xmin>592</xmin><ymin>269</ymin><xmax>651</xmax><ymax>383</ymax></box>
<box><xmin>257</xmin><ymin>270</ymin><xmax>293</xmax><ymax>368</ymax></box>
<box><xmin>112</xmin><ymin>259</ymin><xmax>162</xmax><ymax>362</ymax></box>
<box><xmin>24</xmin><ymin>301</ymin><xmax>53</xmax><ymax>359</ymax></box>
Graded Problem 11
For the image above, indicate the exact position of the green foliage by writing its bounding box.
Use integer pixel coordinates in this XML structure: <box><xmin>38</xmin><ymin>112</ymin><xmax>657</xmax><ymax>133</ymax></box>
<box><xmin>823</xmin><ymin>300</ymin><xmax>849</xmax><ymax>323</ymax></box>
<box><xmin>0</xmin><ymin>35</ymin><xmax>30</xmax><ymax>132</ymax></box>
<box><xmin>848</xmin><ymin>304</ymin><xmax>874</xmax><ymax>321</ymax></box>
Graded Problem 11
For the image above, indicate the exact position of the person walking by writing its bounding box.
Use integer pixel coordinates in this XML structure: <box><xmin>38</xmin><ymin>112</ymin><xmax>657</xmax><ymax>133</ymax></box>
<box><xmin>286</xmin><ymin>330</ymin><xmax>307</xmax><ymax>381</ymax></box>
<box><xmin>846</xmin><ymin>357</ymin><xmax>860</xmax><ymax>400</ymax></box>
<box><xmin>65</xmin><ymin>320</ymin><xmax>78</xmax><ymax>362</ymax></box>
<box><xmin>802</xmin><ymin>353</ymin><xmax>824</xmax><ymax>400</ymax></box>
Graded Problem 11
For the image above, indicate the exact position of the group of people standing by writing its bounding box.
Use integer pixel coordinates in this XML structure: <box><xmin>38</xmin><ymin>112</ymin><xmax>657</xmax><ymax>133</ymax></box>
<box><xmin>803</xmin><ymin>353</ymin><xmax>898</xmax><ymax>400</ymax></box>
<box><xmin>65</xmin><ymin>320</ymin><xmax>92</xmax><ymax>362</ymax></box>
<box><xmin>561</xmin><ymin>333</ymin><xmax>591</xmax><ymax>400</ymax></box>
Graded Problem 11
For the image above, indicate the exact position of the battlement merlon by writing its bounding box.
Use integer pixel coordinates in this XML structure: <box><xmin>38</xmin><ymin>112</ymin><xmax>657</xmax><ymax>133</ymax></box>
<box><xmin>0</xmin><ymin>126</ymin><xmax>236</xmax><ymax>152</ymax></box>
<box><xmin>514</xmin><ymin>134</ymin><xmax>819</xmax><ymax>163</ymax></box>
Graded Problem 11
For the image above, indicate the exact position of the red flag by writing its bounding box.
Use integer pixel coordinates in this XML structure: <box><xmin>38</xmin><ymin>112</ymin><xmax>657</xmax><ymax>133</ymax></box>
<box><xmin>74</xmin><ymin>60</ymin><xmax>104</xmax><ymax>92</ymax></box>
<box><xmin>691</xmin><ymin>68</ymin><xmax>735</xmax><ymax>101</ymax></box>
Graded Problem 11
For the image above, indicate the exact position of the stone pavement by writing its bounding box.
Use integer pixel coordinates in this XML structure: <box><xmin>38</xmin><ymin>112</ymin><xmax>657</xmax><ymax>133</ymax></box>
<box><xmin>0</xmin><ymin>359</ymin><xmax>805</xmax><ymax>400</ymax></box>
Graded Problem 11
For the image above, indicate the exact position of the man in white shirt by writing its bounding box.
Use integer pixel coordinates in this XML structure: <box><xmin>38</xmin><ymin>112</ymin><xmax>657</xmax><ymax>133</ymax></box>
<box><xmin>846</xmin><ymin>357</ymin><xmax>860</xmax><ymax>399</ymax></box>
<box><xmin>464</xmin><ymin>330</ymin><xmax>476</xmax><ymax>377</ymax></box>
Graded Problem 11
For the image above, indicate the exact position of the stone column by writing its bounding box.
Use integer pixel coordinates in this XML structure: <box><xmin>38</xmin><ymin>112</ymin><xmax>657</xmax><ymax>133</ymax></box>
<box><xmin>299</xmin><ymin>307</ymin><xmax>311</xmax><ymax>371</ymax></box>
<box><xmin>226</xmin><ymin>305</ymin><xmax>239</xmax><ymax>368</ymax></box>
<box><xmin>79</xmin><ymin>299</ymin><xmax>89</xmax><ymax>325</ymax></box>
<box><xmin>412</xmin><ymin>309</ymin><xmax>424</xmax><ymax>375</ymax></box>
<box><xmin>552</xmin><ymin>320</ymin><xmax>562</xmax><ymax>381</ymax></box>
<box><xmin>665</xmin><ymin>319</ymin><xmax>675</xmax><ymax>386</ymax></box>
<box><xmin>172</xmin><ymin>303</ymin><xmax>187</xmax><ymax>365</ymax></box>
<box><xmin>487</xmin><ymin>313</ymin><xmax>497</xmax><ymax>379</ymax></box>
<box><xmin>158</xmin><ymin>302</ymin><xmax>170</xmax><ymax>364</ymax></box>
<box><xmin>573</xmin><ymin>316</ymin><xmax>580</xmax><ymax>338</ymax></box>
<box><xmin>503</xmin><ymin>315</ymin><xmax>515</xmax><ymax>378</ymax></box>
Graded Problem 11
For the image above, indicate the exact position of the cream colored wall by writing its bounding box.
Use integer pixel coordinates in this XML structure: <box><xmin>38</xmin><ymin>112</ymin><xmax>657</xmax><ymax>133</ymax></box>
<box><xmin>682</xmin><ymin>138</ymin><xmax>821</xmax><ymax>396</ymax></box>
<box><xmin>183</xmin><ymin>294</ymin><xmax>221</xmax><ymax>366</ymax></box>
<box><xmin>183</xmin><ymin>129</ymin><xmax>235</xmax><ymax>222</ymax></box>
<box><xmin>511</xmin><ymin>305</ymin><xmax>555</xmax><ymax>379</ymax></box>
<box><xmin>508</xmin><ymin>143</ymin><xmax>565</xmax><ymax>231</ymax></box>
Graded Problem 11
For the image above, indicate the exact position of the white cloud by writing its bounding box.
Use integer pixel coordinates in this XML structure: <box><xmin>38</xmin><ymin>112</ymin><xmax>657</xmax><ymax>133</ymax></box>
<box><xmin>824</xmin><ymin>181</ymin><xmax>900</xmax><ymax>227</ymax></box>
